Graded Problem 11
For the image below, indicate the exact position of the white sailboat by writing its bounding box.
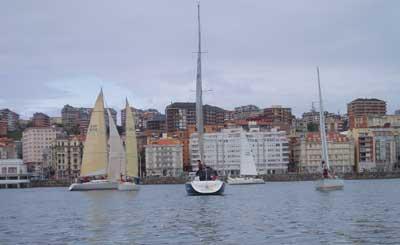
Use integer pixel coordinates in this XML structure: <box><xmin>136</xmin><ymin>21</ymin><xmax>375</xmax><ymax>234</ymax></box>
<box><xmin>185</xmin><ymin>0</ymin><xmax>225</xmax><ymax>195</ymax></box>
<box><xmin>69</xmin><ymin>90</ymin><xmax>118</xmax><ymax>191</ymax></box>
<box><xmin>314</xmin><ymin>67</ymin><xmax>344</xmax><ymax>191</ymax></box>
<box><xmin>228</xmin><ymin>133</ymin><xmax>265</xmax><ymax>185</ymax></box>
<box><xmin>118</xmin><ymin>99</ymin><xmax>139</xmax><ymax>191</ymax></box>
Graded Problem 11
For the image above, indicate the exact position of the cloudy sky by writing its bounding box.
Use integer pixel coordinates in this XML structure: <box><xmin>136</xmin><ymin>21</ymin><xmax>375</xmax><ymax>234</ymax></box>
<box><xmin>0</xmin><ymin>0</ymin><xmax>399</xmax><ymax>119</ymax></box>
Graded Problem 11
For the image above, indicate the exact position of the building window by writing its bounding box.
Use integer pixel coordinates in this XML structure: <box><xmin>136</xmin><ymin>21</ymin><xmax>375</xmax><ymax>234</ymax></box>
<box><xmin>8</xmin><ymin>167</ymin><xmax>17</xmax><ymax>174</ymax></box>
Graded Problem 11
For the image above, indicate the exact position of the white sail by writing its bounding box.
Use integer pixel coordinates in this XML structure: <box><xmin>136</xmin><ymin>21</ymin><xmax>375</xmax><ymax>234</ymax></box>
<box><xmin>240</xmin><ymin>133</ymin><xmax>258</xmax><ymax>176</ymax></box>
<box><xmin>80</xmin><ymin>90</ymin><xmax>108</xmax><ymax>177</ymax></box>
<box><xmin>125</xmin><ymin>99</ymin><xmax>139</xmax><ymax>178</ymax></box>
<box><xmin>317</xmin><ymin>67</ymin><xmax>330</xmax><ymax>168</ymax></box>
<box><xmin>107</xmin><ymin>109</ymin><xmax>126</xmax><ymax>181</ymax></box>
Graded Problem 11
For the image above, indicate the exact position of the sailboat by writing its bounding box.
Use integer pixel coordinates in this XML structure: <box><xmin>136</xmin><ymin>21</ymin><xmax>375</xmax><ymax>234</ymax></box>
<box><xmin>185</xmin><ymin>0</ymin><xmax>225</xmax><ymax>196</ymax></box>
<box><xmin>69</xmin><ymin>90</ymin><xmax>119</xmax><ymax>191</ymax></box>
<box><xmin>69</xmin><ymin>91</ymin><xmax>138</xmax><ymax>191</ymax></box>
<box><xmin>314</xmin><ymin>67</ymin><xmax>344</xmax><ymax>191</ymax></box>
<box><xmin>227</xmin><ymin>132</ymin><xmax>265</xmax><ymax>185</ymax></box>
<box><xmin>118</xmin><ymin>99</ymin><xmax>139</xmax><ymax>191</ymax></box>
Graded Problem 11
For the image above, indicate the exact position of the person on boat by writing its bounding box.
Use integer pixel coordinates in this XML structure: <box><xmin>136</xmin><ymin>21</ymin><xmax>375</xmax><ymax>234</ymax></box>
<box><xmin>205</xmin><ymin>165</ymin><xmax>218</xmax><ymax>181</ymax></box>
<box><xmin>196</xmin><ymin>160</ymin><xmax>206</xmax><ymax>181</ymax></box>
<box><xmin>321</xmin><ymin>161</ymin><xmax>330</xmax><ymax>179</ymax></box>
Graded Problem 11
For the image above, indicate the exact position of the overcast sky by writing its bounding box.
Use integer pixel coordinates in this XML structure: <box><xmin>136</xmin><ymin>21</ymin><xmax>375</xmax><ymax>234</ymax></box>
<box><xmin>1</xmin><ymin>0</ymin><xmax>399</xmax><ymax>119</ymax></box>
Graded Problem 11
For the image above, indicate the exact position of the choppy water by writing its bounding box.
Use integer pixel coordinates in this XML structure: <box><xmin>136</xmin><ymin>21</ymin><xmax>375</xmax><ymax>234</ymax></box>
<box><xmin>1</xmin><ymin>179</ymin><xmax>400</xmax><ymax>244</ymax></box>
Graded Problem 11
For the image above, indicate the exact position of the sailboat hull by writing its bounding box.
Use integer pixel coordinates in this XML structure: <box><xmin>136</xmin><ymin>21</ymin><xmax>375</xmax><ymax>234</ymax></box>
<box><xmin>315</xmin><ymin>178</ymin><xmax>344</xmax><ymax>191</ymax></box>
<box><xmin>68</xmin><ymin>180</ymin><xmax>118</xmax><ymax>191</ymax></box>
<box><xmin>227</xmin><ymin>177</ymin><xmax>265</xmax><ymax>185</ymax></box>
<box><xmin>185</xmin><ymin>180</ymin><xmax>225</xmax><ymax>196</ymax></box>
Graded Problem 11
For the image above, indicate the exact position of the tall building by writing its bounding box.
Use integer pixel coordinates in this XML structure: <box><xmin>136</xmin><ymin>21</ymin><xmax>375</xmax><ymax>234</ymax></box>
<box><xmin>22</xmin><ymin>127</ymin><xmax>57</xmax><ymax>175</ymax></box>
<box><xmin>263</xmin><ymin>105</ymin><xmax>294</xmax><ymax>125</ymax></box>
<box><xmin>395</xmin><ymin>109</ymin><xmax>400</xmax><ymax>115</ymax></box>
<box><xmin>146</xmin><ymin>114</ymin><xmax>166</xmax><ymax>131</ymax></box>
<box><xmin>165</xmin><ymin>102</ymin><xmax>225</xmax><ymax>132</ymax></box>
<box><xmin>50</xmin><ymin>135</ymin><xmax>84</xmax><ymax>179</ymax></box>
<box><xmin>121</xmin><ymin>107</ymin><xmax>161</xmax><ymax>131</ymax></box>
<box><xmin>61</xmin><ymin>105</ymin><xmax>86</xmax><ymax>132</ymax></box>
<box><xmin>347</xmin><ymin>98</ymin><xmax>386</xmax><ymax>129</ymax></box>
<box><xmin>62</xmin><ymin>105</ymin><xmax>116</xmax><ymax>134</ymax></box>
<box><xmin>0</xmin><ymin>109</ymin><xmax>19</xmax><ymax>131</ymax></box>
<box><xmin>145</xmin><ymin>138</ymin><xmax>183</xmax><ymax>177</ymax></box>
<box><xmin>233</xmin><ymin>105</ymin><xmax>261</xmax><ymax>120</ymax></box>
<box><xmin>190</xmin><ymin>127</ymin><xmax>289</xmax><ymax>175</ymax></box>
<box><xmin>31</xmin><ymin>112</ymin><xmax>50</xmax><ymax>127</ymax></box>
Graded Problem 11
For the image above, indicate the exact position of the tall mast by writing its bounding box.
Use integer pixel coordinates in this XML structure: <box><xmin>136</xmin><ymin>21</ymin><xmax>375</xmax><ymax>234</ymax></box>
<box><xmin>196</xmin><ymin>0</ymin><xmax>204</xmax><ymax>163</ymax></box>
<box><xmin>317</xmin><ymin>67</ymin><xmax>330</xmax><ymax>168</ymax></box>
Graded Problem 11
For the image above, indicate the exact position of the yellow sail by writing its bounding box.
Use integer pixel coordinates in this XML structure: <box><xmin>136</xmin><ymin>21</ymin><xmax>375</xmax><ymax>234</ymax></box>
<box><xmin>125</xmin><ymin>99</ymin><xmax>138</xmax><ymax>178</ymax></box>
<box><xmin>80</xmin><ymin>90</ymin><xmax>108</xmax><ymax>177</ymax></box>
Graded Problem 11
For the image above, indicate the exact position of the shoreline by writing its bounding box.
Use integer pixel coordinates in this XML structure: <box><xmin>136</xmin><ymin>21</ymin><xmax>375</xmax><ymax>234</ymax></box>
<box><xmin>23</xmin><ymin>172</ymin><xmax>400</xmax><ymax>187</ymax></box>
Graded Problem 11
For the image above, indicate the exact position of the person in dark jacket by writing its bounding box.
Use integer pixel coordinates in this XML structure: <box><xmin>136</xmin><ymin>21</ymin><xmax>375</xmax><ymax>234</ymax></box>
<box><xmin>196</xmin><ymin>160</ymin><xmax>206</xmax><ymax>181</ymax></box>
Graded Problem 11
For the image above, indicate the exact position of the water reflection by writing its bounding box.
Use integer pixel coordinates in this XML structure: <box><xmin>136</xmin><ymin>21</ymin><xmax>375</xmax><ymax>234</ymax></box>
<box><xmin>83</xmin><ymin>190</ymin><xmax>139</xmax><ymax>244</ymax></box>
<box><xmin>189</xmin><ymin>197</ymin><xmax>223</xmax><ymax>244</ymax></box>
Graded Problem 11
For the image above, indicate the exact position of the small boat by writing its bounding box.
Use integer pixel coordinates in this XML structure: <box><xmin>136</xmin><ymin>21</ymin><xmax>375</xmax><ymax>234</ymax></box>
<box><xmin>314</xmin><ymin>67</ymin><xmax>344</xmax><ymax>191</ymax></box>
<box><xmin>227</xmin><ymin>132</ymin><xmax>265</xmax><ymax>185</ymax></box>
<box><xmin>184</xmin><ymin>1</ymin><xmax>226</xmax><ymax>197</ymax></box>
<box><xmin>185</xmin><ymin>179</ymin><xmax>225</xmax><ymax>196</ymax></box>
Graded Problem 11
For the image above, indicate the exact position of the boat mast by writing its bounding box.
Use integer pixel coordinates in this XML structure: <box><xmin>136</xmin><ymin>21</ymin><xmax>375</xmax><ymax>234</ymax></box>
<box><xmin>196</xmin><ymin>0</ymin><xmax>204</xmax><ymax>164</ymax></box>
<box><xmin>317</xmin><ymin>67</ymin><xmax>330</xmax><ymax>169</ymax></box>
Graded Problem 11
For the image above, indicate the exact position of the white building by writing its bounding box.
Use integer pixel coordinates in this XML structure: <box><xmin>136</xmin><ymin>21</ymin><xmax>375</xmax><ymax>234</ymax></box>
<box><xmin>145</xmin><ymin>138</ymin><xmax>183</xmax><ymax>177</ymax></box>
<box><xmin>0</xmin><ymin>159</ymin><xmax>30</xmax><ymax>188</ymax></box>
<box><xmin>22</xmin><ymin>127</ymin><xmax>57</xmax><ymax>174</ymax></box>
<box><xmin>190</xmin><ymin>127</ymin><xmax>289</xmax><ymax>175</ymax></box>
<box><xmin>0</xmin><ymin>159</ymin><xmax>27</xmax><ymax>175</ymax></box>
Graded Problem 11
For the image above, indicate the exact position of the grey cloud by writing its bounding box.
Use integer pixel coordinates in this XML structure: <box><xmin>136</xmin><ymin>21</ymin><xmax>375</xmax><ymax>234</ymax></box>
<box><xmin>0</xmin><ymin>0</ymin><xmax>399</xmax><ymax>118</ymax></box>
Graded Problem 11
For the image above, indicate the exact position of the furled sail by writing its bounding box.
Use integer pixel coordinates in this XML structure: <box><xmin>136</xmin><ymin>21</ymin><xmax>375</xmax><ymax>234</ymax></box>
<box><xmin>125</xmin><ymin>99</ymin><xmax>139</xmax><ymax>178</ymax></box>
<box><xmin>107</xmin><ymin>109</ymin><xmax>126</xmax><ymax>181</ymax></box>
<box><xmin>80</xmin><ymin>90</ymin><xmax>108</xmax><ymax>177</ymax></box>
<box><xmin>240</xmin><ymin>133</ymin><xmax>258</xmax><ymax>176</ymax></box>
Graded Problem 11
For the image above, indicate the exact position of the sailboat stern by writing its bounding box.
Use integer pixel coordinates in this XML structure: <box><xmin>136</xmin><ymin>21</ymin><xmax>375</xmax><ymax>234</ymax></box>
<box><xmin>185</xmin><ymin>180</ymin><xmax>225</xmax><ymax>196</ymax></box>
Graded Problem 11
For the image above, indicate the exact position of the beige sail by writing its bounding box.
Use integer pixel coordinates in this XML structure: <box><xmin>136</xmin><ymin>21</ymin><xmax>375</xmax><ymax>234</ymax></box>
<box><xmin>125</xmin><ymin>99</ymin><xmax>139</xmax><ymax>178</ymax></box>
<box><xmin>80</xmin><ymin>90</ymin><xmax>108</xmax><ymax>177</ymax></box>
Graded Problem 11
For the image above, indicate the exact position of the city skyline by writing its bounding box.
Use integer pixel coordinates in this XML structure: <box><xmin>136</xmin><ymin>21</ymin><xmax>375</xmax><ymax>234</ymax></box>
<box><xmin>1</xmin><ymin>0</ymin><xmax>399</xmax><ymax>118</ymax></box>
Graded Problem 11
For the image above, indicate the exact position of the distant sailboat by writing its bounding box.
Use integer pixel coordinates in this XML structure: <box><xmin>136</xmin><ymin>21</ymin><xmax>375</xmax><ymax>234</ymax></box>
<box><xmin>314</xmin><ymin>67</ymin><xmax>344</xmax><ymax>191</ymax></box>
<box><xmin>228</xmin><ymin>133</ymin><xmax>265</xmax><ymax>185</ymax></box>
<box><xmin>69</xmin><ymin>90</ymin><xmax>118</xmax><ymax>191</ymax></box>
<box><xmin>185</xmin><ymin>0</ymin><xmax>225</xmax><ymax>196</ymax></box>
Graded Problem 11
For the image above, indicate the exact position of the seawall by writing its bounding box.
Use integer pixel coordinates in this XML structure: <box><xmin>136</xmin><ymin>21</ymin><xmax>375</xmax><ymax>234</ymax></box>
<box><xmin>27</xmin><ymin>171</ymin><xmax>400</xmax><ymax>187</ymax></box>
